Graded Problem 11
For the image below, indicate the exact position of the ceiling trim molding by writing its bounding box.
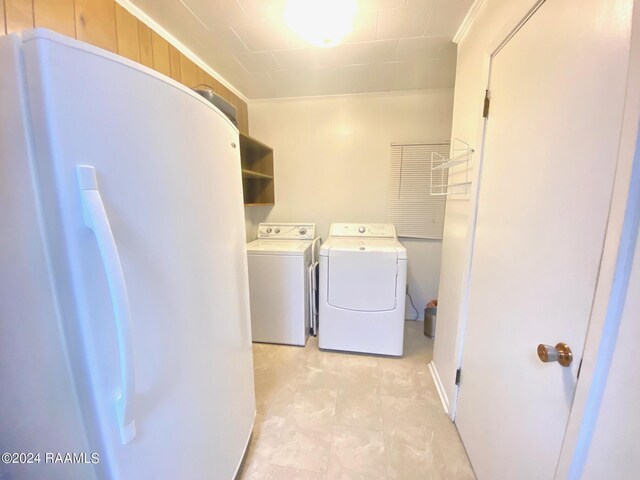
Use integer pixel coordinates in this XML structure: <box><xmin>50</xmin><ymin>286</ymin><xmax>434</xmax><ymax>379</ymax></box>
<box><xmin>115</xmin><ymin>0</ymin><xmax>248</xmax><ymax>103</ymax></box>
<box><xmin>249</xmin><ymin>87</ymin><xmax>455</xmax><ymax>104</ymax></box>
<box><xmin>452</xmin><ymin>0</ymin><xmax>485</xmax><ymax>44</ymax></box>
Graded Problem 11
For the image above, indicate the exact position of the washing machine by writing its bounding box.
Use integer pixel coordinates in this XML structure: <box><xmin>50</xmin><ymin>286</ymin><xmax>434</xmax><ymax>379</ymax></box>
<box><xmin>319</xmin><ymin>223</ymin><xmax>407</xmax><ymax>356</ymax></box>
<box><xmin>246</xmin><ymin>223</ymin><xmax>320</xmax><ymax>346</ymax></box>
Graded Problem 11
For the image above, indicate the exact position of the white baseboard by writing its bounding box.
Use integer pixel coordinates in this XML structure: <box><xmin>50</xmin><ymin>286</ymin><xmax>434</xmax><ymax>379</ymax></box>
<box><xmin>429</xmin><ymin>361</ymin><xmax>450</xmax><ymax>415</ymax></box>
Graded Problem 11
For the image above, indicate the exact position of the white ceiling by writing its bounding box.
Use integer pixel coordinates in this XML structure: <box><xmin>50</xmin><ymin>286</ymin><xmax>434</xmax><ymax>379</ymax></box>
<box><xmin>130</xmin><ymin>0</ymin><xmax>473</xmax><ymax>99</ymax></box>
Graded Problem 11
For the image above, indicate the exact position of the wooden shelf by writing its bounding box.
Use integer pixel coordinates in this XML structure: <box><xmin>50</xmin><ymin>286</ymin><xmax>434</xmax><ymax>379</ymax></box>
<box><xmin>240</xmin><ymin>133</ymin><xmax>275</xmax><ymax>205</ymax></box>
<box><xmin>242</xmin><ymin>169</ymin><xmax>274</xmax><ymax>180</ymax></box>
<box><xmin>240</xmin><ymin>132</ymin><xmax>272</xmax><ymax>153</ymax></box>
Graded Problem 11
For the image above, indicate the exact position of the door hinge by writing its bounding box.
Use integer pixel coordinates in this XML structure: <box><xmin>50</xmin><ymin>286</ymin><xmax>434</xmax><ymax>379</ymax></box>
<box><xmin>455</xmin><ymin>368</ymin><xmax>462</xmax><ymax>386</ymax></box>
<box><xmin>483</xmin><ymin>90</ymin><xmax>491</xmax><ymax>118</ymax></box>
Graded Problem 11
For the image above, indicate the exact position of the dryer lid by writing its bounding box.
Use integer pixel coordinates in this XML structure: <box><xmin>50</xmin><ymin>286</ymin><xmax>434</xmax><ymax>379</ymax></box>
<box><xmin>320</xmin><ymin>238</ymin><xmax>407</xmax><ymax>259</ymax></box>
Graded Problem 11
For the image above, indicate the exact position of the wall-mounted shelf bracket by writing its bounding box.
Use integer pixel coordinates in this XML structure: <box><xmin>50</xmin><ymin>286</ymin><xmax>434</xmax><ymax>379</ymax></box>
<box><xmin>430</xmin><ymin>138</ymin><xmax>475</xmax><ymax>196</ymax></box>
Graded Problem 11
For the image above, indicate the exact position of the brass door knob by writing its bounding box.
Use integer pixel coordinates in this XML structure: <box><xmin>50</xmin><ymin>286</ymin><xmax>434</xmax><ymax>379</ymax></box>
<box><xmin>537</xmin><ymin>343</ymin><xmax>573</xmax><ymax>367</ymax></box>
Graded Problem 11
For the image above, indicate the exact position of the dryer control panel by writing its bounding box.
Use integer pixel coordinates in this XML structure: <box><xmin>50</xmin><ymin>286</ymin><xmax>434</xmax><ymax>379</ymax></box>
<box><xmin>328</xmin><ymin>223</ymin><xmax>397</xmax><ymax>238</ymax></box>
<box><xmin>258</xmin><ymin>223</ymin><xmax>316</xmax><ymax>240</ymax></box>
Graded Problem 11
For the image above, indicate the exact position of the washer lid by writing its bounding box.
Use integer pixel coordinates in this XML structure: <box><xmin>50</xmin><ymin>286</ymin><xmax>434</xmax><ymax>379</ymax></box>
<box><xmin>319</xmin><ymin>238</ymin><xmax>407</xmax><ymax>259</ymax></box>
<box><xmin>246</xmin><ymin>239</ymin><xmax>311</xmax><ymax>255</ymax></box>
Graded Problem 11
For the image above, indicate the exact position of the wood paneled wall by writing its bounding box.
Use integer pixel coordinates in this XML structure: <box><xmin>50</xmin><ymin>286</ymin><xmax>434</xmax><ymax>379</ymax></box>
<box><xmin>0</xmin><ymin>0</ymin><xmax>249</xmax><ymax>134</ymax></box>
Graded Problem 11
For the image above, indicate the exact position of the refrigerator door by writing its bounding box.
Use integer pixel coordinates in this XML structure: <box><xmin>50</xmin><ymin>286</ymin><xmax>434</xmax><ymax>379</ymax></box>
<box><xmin>20</xmin><ymin>29</ymin><xmax>255</xmax><ymax>479</ymax></box>
<box><xmin>0</xmin><ymin>33</ymin><xmax>97</xmax><ymax>480</ymax></box>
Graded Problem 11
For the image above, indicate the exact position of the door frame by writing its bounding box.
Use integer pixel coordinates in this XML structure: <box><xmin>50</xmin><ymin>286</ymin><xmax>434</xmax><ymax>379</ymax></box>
<box><xmin>446</xmin><ymin>0</ymin><xmax>640</xmax><ymax>476</ymax></box>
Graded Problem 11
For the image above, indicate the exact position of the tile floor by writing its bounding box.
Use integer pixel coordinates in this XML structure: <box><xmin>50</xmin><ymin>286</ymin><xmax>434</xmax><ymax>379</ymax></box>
<box><xmin>237</xmin><ymin>321</ymin><xmax>476</xmax><ymax>480</ymax></box>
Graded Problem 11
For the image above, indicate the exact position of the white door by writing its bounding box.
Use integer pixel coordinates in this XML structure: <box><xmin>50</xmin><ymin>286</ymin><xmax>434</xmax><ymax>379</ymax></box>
<box><xmin>455</xmin><ymin>0</ymin><xmax>633</xmax><ymax>479</ymax></box>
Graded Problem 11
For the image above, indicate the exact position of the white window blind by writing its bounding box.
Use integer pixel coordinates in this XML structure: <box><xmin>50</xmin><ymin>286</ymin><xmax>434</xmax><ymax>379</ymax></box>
<box><xmin>386</xmin><ymin>142</ymin><xmax>450</xmax><ymax>239</ymax></box>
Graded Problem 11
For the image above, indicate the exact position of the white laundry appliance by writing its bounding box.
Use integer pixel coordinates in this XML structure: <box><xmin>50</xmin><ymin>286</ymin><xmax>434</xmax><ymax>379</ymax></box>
<box><xmin>246</xmin><ymin>223</ymin><xmax>320</xmax><ymax>345</ymax></box>
<box><xmin>0</xmin><ymin>30</ymin><xmax>255</xmax><ymax>480</ymax></box>
<box><xmin>319</xmin><ymin>223</ymin><xmax>407</xmax><ymax>356</ymax></box>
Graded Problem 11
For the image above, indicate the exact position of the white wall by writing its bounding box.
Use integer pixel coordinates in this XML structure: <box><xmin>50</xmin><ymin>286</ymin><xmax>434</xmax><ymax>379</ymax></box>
<box><xmin>431</xmin><ymin>0</ymin><xmax>548</xmax><ymax>414</ymax></box>
<box><xmin>246</xmin><ymin>89</ymin><xmax>454</xmax><ymax>315</ymax></box>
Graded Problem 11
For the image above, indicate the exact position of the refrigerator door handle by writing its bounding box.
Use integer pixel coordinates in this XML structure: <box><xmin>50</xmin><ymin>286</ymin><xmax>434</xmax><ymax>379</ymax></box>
<box><xmin>76</xmin><ymin>165</ymin><xmax>136</xmax><ymax>445</ymax></box>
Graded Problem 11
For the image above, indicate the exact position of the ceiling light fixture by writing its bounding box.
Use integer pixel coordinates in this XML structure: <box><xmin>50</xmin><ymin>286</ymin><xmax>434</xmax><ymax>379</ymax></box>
<box><xmin>284</xmin><ymin>0</ymin><xmax>357</xmax><ymax>48</ymax></box>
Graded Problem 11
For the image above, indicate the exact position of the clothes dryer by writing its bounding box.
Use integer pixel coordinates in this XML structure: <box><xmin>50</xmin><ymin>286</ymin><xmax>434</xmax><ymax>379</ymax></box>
<box><xmin>319</xmin><ymin>223</ymin><xmax>407</xmax><ymax>356</ymax></box>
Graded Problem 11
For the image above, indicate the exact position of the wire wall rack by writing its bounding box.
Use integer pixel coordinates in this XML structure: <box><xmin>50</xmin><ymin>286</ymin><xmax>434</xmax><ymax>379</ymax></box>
<box><xmin>430</xmin><ymin>138</ymin><xmax>475</xmax><ymax>196</ymax></box>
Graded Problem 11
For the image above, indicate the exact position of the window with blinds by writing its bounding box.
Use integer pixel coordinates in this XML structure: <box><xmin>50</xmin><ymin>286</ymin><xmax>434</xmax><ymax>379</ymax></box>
<box><xmin>386</xmin><ymin>143</ymin><xmax>450</xmax><ymax>240</ymax></box>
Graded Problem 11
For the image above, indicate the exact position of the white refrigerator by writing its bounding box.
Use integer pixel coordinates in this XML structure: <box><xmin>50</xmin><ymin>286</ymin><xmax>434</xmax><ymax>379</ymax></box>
<box><xmin>0</xmin><ymin>29</ymin><xmax>256</xmax><ymax>480</ymax></box>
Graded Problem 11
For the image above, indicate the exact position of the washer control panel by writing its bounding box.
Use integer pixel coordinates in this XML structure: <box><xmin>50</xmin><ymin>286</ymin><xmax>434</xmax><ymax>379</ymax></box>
<box><xmin>257</xmin><ymin>223</ymin><xmax>316</xmax><ymax>240</ymax></box>
<box><xmin>328</xmin><ymin>223</ymin><xmax>397</xmax><ymax>238</ymax></box>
